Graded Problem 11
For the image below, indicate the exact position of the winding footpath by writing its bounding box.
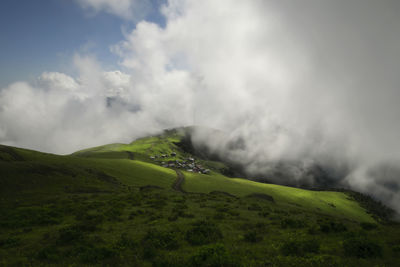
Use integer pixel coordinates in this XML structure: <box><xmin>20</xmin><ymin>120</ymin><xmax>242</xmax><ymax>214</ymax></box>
<box><xmin>172</xmin><ymin>170</ymin><xmax>186</xmax><ymax>193</ymax></box>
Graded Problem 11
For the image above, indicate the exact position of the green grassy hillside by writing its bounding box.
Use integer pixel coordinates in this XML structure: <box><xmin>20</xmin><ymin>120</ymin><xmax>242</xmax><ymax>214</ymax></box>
<box><xmin>184</xmin><ymin>172</ymin><xmax>372</xmax><ymax>222</ymax></box>
<box><xmin>72</xmin><ymin>129</ymin><xmax>373</xmax><ymax>222</ymax></box>
<box><xmin>1</xmin><ymin>132</ymin><xmax>400</xmax><ymax>266</ymax></box>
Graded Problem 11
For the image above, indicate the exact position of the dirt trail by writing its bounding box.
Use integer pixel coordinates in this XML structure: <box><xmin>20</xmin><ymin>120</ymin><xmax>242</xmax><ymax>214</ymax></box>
<box><xmin>172</xmin><ymin>170</ymin><xmax>186</xmax><ymax>193</ymax></box>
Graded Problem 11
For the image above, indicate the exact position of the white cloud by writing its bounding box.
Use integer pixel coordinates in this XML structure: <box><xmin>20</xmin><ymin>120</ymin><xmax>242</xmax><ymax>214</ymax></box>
<box><xmin>76</xmin><ymin>0</ymin><xmax>151</xmax><ymax>21</ymax></box>
<box><xmin>37</xmin><ymin>72</ymin><xmax>79</xmax><ymax>92</ymax></box>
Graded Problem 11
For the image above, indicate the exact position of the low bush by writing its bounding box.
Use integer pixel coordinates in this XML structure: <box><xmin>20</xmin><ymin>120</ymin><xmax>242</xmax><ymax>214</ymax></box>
<box><xmin>115</xmin><ymin>233</ymin><xmax>137</xmax><ymax>250</ymax></box>
<box><xmin>318</xmin><ymin>220</ymin><xmax>347</xmax><ymax>233</ymax></box>
<box><xmin>186</xmin><ymin>220</ymin><xmax>223</xmax><ymax>245</ymax></box>
<box><xmin>57</xmin><ymin>226</ymin><xmax>84</xmax><ymax>245</ymax></box>
<box><xmin>281</xmin><ymin>219</ymin><xmax>306</xmax><ymax>229</ymax></box>
<box><xmin>36</xmin><ymin>246</ymin><xmax>61</xmax><ymax>262</ymax></box>
<box><xmin>248</xmin><ymin>203</ymin><xmax>262</xmax><ymax>211</ymax></box>
<box><xmin>228</xmin><ymin>210</ymin><xmax>240</xmax><ymax>217</ymax></box>
<box><xmin>280</xmin><ymin>239</ymin><xmax>320</xmax><ymax>256</ymax></box>
<box><xmin>78</xmin><ymin>245</ymin><xmax>116</xmax><ymax>264</ymax></box>
<box><xmin>148</xmin><ymin>199</ymin><xmax>167</xmax><ymax>209</ymax></box>
<box><xmin>213</xmin><ymin>212</ymin><xmax>225</xmax><ymax>220</ymax></box>
<box><xmin>0</xmin><ymin>237</ymin><xmax>20</xmax><ymax>248</ymax></box>
<box><xmin>189</xmin><ymin>243</ymin><xmax>241</xmax><ymax>267</ymax></box>
<box><xmin>392</xmin><ymin>245</ymin><xmax>400</xmax><ymax>253</ymax></box>
<box><xmin>258</xmin><ymin>211</ymin><xmax>270</xmax><ymax>218</ymax></box>
<box><xmin>343</xmin><ymin>237</ymin><xmax>382</xmax><ymax>258</ymax></box>
<box><xmin>74</xmin><ymin>211</ymin><xmax>104</xmax><ymax>231</ymax></box>
<box><xmin>215</xmin><ymin>205</ymin><xmax>230</xmax><ymax>213</ymax></box>
<box><xmin>152</xmin><ymin>253</ymin><xmax>186</xmax><ymax>267</ymax></box>
<box><xmin>360</xmin><ymin>222</ymin><xmax>378</xmax><ymax>231</ymax></box>
<box><xmin>272</xmin><ymin>254</ymin><xmax>342</xmax><ymax>267</ymax></box>
<box><xmin>244</xmin><ymin>230</ymin><xmax>263</xmax><ymax>243</ymax></box>
<box><xmin>1</xmin><ymin>206</ymin><xmax>61</xmax><ymax>228</ymax></box>
<box><xmin>104</xmin><ymin>207</ymin><xmax>123</xmax><ymax>221</ymax></box>
<box><xmin>142</xmin><ymin>229</ymin><xmax>180</xmax><ymax>250</ymax></box>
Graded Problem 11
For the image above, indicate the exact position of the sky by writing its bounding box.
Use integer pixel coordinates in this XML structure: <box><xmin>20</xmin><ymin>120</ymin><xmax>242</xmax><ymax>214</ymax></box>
<box><xmin>0</xmin><ymin>0</ymin><xmax>165</xmax><ymax>87</ymax></box>
<box><xmin>1</xmin><ymin>0</ymin><xmax>400</xmax><ymax>214</ymax></box>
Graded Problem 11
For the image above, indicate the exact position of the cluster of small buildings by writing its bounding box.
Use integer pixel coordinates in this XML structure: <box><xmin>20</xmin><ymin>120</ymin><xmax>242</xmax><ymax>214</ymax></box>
<box><xmin>149</xmin><ymin>152</ymin><xmax>210</xmax><ymax>174</ymax></box>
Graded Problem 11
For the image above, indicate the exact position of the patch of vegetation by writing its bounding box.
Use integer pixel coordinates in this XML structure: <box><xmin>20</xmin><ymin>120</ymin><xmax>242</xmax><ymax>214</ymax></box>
<box><xmin>347</xmin><ymin>191</ymin><xmax>395</xmax><ymax>222</ymax></box>
<box><xmin>57</xmin><ymin>225</ymin><xmax>84</xmax><ymax>245</ymax></box>
<box><xmin>185</xmin><ymin>220</ymin><xmax>223</xmax><ymax>245</ymax></box>
<box><xmin>360</xmin><ymin>222</ymin><xmax>378</xmax><ymax>230</ymax></box>
<box><xmin>142</xmin><ymin>229</ymin><xmax>180</xmax><ymax>250</ymax></box>
<box><xmin>343</xmin><ymin>237</ymin><xmax>382</xmax><ymax>258</ymax></box>
<box><xmin>318</xmin><ymin>220</ymin><xmax>347</xmax><ymax>233</ymax></box>
<box><xmin>243</xmin><ymin>230</ymin><xmax>263</xmax><ymax>243</ymax></box>
<box><xmin>0</xmin><ymin>206</ymin><xmax>62</xmax><ymax>228</ymax></box>
<box><xmin>280</xmin><ymin>239</ymin><xmax>320</xmax><ymax>256</ymax></box>
<box><xmin>189</xmin><ymin>243</ymin><xmax>241</xmax><ymax>267</ymax></box>
<box><xmin>281</xmin><ymin>218</ymin><xmax>306</xmax><ymax>229</ymax></box>
<box><xmin>76</xmin><ymin>244</ymin><xmax>116</xmax><ymax>264</ymax></box>
<box><xmin>0</xmin><ymin>237</ymin><xmax>20</xmax><ymax>248</ymax></box>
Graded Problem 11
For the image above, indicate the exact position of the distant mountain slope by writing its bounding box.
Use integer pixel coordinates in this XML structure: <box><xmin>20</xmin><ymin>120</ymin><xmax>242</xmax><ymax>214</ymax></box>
<box><xmin>0</xmin><ymin>144</ymin><xmax>176</xmax><ymax>201</ymax></box>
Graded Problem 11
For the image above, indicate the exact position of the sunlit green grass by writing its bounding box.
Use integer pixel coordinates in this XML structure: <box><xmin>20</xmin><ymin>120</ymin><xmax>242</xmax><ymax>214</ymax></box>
<box><xmin>183</xmin><ymin>172</ymin><xmax>373</xmax><ymax>222</ymax></box>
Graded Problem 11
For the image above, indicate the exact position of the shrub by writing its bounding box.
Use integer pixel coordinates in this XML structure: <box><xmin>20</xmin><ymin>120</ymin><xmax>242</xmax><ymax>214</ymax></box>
<box><xmin>0</xmin><ymin>237</ymin><xmax>20</xmax><ymax>248</ymax></box>
<box><xmin>186</xmin><ymin>221</ymin><xmax>223</xmax><ymax>245</ymax></box>
<box><xmin>104</xmin><ymin>207</ymin><xmax>123</xmax><ymax>221</ymax></box>
<box><xmin>319</xmin><ymin>220</ymin><xmax>347</xmax><ymax>233</ymax></box>
<box><xmin>248</xmin><ymin>203</ymin><xmax>262</xmax><ymax>211</ymax></box>
<box><xmin>36</xmin><ymin>246</ymin><xmax>60</xmax><ymax>262</ymax></box>
<box><xmin>392</xmin><ymin>245</ymin><xmax>400</xmax><ymax>253</ymax></box>
<box><xmin>258</xmin><ymin>211</ymin><xmax>269</xmax><ymax>218</ymax></box>
<box><xmin>281</xmin><ymin>219</ymin><xmax>306</xmax><ymax>229</ymax></box>
<box><xmin>1</xmin><ymin>206</ymin><xmax>61</xmax><ymax>228</ymax></box>
<box><xmin>127</xmin><ymin>193</ymin><xmax>142</xmax><ymax>206</ymax></box>
<box><xmin>152</xmin><ymin>253</ymin><xmax>186</xmax><ymax>267</ymax></box>
<box><xmin>272</xmin><ymin>254</ymin><xmax>342</xmax><ymax>267</ymax></box>
<box><xmin>115</xmin><ymin>233</ymin><xmax>137</xmax><ymax>250</ymax></box>
<box><xmin>343</xmin><ymin>237</ymin><xmax>382</xmax><ymax>258</ymax></box>
<box><xmin>74</xmin><ymin>212</ymin><xmax>104</xmax><ymax>231</ymax></box>
<box><xmin>129</xmin><ymin>209</ymin><xmax>145</xmax><ymax>219</ymax></box>
<box><xmin>78</xmin><ymin>245</ymin><xmax>116</xmax><ymax>264</ymax></box>
<box><xmin>281</xmin><ymin>240</ymin><xmax>300</xmax><ymax>256</ymax></box>
<box><xmin>215</xmin><ymin>205</ymin><xmax>230</xmax><ymax>213</ymax></box>
<box><xmin>360</xmin><ymin>222</ymin><xmax>378</xmax><ymax>231</ymax></box>
<box><xmin>142</xmin><ymin>229</ymin><xmax>180</xmax><ymax>250</ymax></box>
<box><xmin>307</xmin><ymin>225</ymin><xmax>318</xmax><ymax>235</ymax></box>
<box><xmin>244</xmin><ymin>230</ymin><xmax>263</xmax><ymax>243</ymax></box>
<box><xmin>148</xmin><ymin>199</ymin><xmax>167</xmax><ymax>209</ymax></box>
<box><xmin>168</xmin><ymin>213</ymin><xmax>179</xmax><ymax>221</ymax></box>
<box><xmin>280</xmin><ymin>239</ymin><xmax>320</xmax><ymax>256</ymax></box>
<box><xmin>189</xmin><ymin>243</ymin><xmax>241</xmax><ymax>267</ymax></box>
<box><xmin>301</xmin><ymin>240</ymin><xmax>320</xmax><ymax>254</ymax></box>
<box><xmin>213</xmin><ymin>212</ymin><xmax>225</xmax><ymax>220</ymax></box>
<box><xmin>228</xmin><ymin>210</ymin><xmax>240</xmax><ymax>217</ymax></box>
<box><xmin>57</xmin><ymin>226</ymin><xmax>83</xmax><ymax>245</ymax></box>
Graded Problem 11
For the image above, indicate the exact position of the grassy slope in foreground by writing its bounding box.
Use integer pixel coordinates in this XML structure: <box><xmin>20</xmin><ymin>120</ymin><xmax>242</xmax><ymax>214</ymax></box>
<box><xmin>3</xmin><ymin>143</ymin><xmax>400</xmax><ymax>266</ymax></box>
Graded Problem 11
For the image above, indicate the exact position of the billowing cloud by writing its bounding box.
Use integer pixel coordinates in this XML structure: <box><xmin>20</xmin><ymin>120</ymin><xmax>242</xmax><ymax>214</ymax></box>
<box><xmin>37</xmin><ymin>72</ymin><xmax>79</xmax><ymax>92</ymax></box>
<box><xmin>1</xmin><ymin>0</ymin><xmax>400</xmax><ymax>213</ymax></box>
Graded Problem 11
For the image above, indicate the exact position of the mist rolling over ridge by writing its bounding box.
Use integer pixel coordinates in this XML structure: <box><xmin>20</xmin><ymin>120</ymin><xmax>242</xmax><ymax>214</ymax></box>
<box><xmin>1</xmin><ymin>0</ymin><xmax>400</xmax><ymax>213</ymax></box>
